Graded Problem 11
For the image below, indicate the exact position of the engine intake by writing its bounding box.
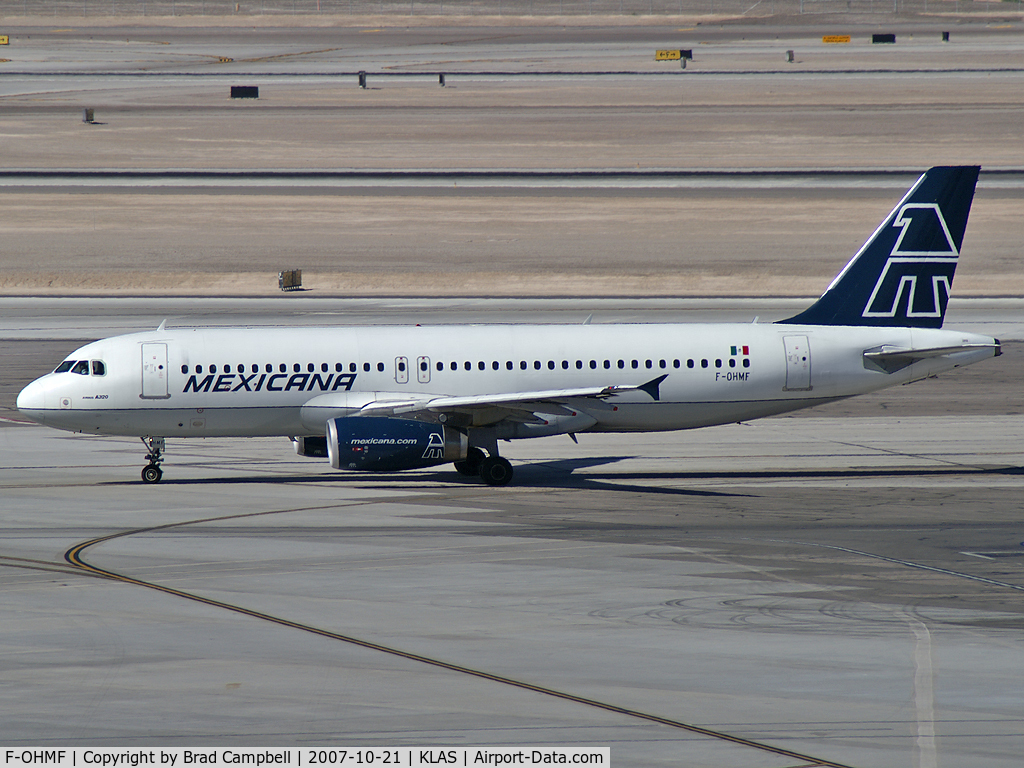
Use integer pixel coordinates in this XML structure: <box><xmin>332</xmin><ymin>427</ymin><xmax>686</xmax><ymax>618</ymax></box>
<box><xmin>327</xmin><ymin>416</ymin><xmax>468</xmax><ymax>472</ymax></box>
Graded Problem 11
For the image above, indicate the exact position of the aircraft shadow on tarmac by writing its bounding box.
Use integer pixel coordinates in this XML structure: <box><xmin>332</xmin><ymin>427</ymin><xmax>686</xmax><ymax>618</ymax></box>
<box><xmin>99</xmin><ymin>456</ymin><xmax>740</xmax><ymax>497</ymax></box>
<box><xmin>98</xmin><ymin>456</ymin><xmax>1024</xmax><ymax>496</ymax></box>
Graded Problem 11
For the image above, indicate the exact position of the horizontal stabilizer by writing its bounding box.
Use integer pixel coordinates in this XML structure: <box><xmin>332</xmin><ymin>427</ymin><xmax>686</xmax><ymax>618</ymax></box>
<box><xmin>863</xmin><ymin>341</ymin><xmax>1000</xmax><ymax>374</ymax></box>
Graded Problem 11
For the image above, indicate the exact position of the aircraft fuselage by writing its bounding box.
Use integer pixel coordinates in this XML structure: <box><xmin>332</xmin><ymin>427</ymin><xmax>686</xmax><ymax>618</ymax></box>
<box><xmin>17</xmin><ymin>322</ymin><xmax>997</xmax><ymax>439</ymax></box>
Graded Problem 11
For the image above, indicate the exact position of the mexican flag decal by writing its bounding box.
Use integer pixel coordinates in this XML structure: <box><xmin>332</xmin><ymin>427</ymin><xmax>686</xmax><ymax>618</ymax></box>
<box><xmin>730</xmin><ymin>345</ymin><xmax>750</xmax><ymax>356</ymax></box>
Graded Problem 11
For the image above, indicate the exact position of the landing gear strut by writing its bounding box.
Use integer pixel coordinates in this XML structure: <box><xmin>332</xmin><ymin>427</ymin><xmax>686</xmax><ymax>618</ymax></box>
<box><xmin>141</xmin><ymin>436</ymin><xmax>165</xmax><ymax>484</ymax></box>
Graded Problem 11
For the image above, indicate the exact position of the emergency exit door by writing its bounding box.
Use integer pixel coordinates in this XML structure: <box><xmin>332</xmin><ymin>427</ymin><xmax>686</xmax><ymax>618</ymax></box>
<box><xmin>416</xmin><ymin>356</ymin><xmax>431</xmax><ymax>384</ymax></box>
<box><xmin>783</xmin><ymin>336</ymin><xmax>811</xmax><ymax>391</ymax></box>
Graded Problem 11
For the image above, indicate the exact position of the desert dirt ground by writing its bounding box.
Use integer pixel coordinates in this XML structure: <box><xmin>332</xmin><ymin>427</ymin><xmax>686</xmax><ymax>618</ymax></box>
<box><xmin>0</xmin><ymin>16</ymin><xmax>1022</xmax><ymax>296</ymax></box>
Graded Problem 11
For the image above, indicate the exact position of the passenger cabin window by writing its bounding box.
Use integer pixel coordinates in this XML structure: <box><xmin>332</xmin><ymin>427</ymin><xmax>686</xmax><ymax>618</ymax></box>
<box><xmin>54</xmin><ymin>361</ymin><xmax>75</xmax><ymax>373</ymax></box>
<box><xmin>72</xmin><ymin>361</ymin><xmax>90</xmax><ymax>375</ymax></box>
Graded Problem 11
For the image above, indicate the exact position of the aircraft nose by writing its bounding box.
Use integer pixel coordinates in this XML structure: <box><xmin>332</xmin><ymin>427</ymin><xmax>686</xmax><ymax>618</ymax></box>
<box><xmin>16</xmin><ymin>378</ymin><xmax>47</xmax><ymax>420</ymax></box>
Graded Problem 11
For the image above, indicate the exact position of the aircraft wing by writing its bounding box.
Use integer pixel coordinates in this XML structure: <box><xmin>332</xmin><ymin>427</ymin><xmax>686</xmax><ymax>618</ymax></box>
<box><xmin>358</xmin><ymin>375</ymin><xmax>668</xmax><ymax>420</ymax></box>
<box><xmin>864</xmin><ymin>342</ymin><xmax>1000</xmax><ymax>374</ymax></box>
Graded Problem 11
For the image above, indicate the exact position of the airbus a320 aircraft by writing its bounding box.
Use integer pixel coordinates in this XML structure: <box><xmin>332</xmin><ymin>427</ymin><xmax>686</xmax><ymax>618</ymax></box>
<box><xmin>17</xmin><ymin>166</ymin><xmax>1000</xmax><ymax>486</ymax></box>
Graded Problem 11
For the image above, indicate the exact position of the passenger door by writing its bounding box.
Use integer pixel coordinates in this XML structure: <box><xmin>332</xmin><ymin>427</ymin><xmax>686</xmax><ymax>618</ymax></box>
<box><xmin>783</xmin><ymin>336</ymin><xmax>812</xmax><ymax>391</ymax></box>
<box><xmin>141</xmin><ymin>343</ymin><xmax>170</xmax><ymax>399</ymax></box>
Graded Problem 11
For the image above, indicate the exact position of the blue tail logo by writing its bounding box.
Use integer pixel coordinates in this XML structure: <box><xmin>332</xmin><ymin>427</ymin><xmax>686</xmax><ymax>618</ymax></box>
<box><xmin>779</xmin><ymin>166</ymin><xmax>979</xmax><ymax>329</ymax></box>
<box><xmin>862</xmin><ymin>203</ymin><xmax>959</xmax><ymax>320</ymax></box>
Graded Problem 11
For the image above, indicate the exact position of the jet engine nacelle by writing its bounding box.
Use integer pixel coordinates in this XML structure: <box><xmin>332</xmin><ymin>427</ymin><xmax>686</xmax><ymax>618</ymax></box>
<box><xmin>292</xmin><ymin>435</ymin><xmax>329</xmax><ymax>458</ymax></box>
<box><xmin>326</xmin><ymin>416</ymin><xmax>468</xmax><ymax>472</ymax></box>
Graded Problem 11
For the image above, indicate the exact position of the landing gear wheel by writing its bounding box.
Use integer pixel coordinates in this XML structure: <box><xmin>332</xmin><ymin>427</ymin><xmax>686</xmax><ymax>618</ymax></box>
<box><xmin>454</xmin><ymin>446</ymin><xmax>486</xmax><ymax>476</ymax></box>
<box><xmin>140</xmin><ymin>436</ymin><xmax>165</xmax><ymax>484</ymax></box>
<box><xmin>479</xmin><ymin>455</ymin><xmax>513</xmax><ymax>487</ymax></box>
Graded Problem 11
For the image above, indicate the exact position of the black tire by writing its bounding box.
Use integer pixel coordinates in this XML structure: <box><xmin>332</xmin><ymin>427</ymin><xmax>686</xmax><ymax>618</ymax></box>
<box><xmin>454</xmin><ymin>446</ymin><xmax>486</xmax><ymax>476</ymax></box>
<box><xmin>141</xmin><ymin>464</ymin><xmax>163</xmax><ymax>484</ymax></box>
<box><xmin>479</xmin><ymin>456</ymin><xmax>513</xmax><ymax>487</ymax></box>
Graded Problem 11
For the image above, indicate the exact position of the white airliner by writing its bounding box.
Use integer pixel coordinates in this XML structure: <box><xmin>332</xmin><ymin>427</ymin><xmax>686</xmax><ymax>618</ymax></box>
<box><xmin>17</xmin><ymin>166</ymin><xmax>1000</xmax><ymax>486</ymax></box>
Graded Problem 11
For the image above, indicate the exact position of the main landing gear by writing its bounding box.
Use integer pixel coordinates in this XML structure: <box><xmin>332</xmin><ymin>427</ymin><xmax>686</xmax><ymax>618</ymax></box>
<box><xmin>454</xmin><ymin>446</ymin><xmax>513</xmax><ymax>487</ymax></box>
<box><xmin>141</xmin><ymin>436</ymin><xmax>165</xmax><ymax>484</ymax></box>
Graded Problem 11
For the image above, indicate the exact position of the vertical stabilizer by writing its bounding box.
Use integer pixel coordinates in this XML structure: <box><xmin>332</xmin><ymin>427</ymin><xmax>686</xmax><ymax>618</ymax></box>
<box><xmin>779</xmin><ymin>166</ymin><xmax>980</xmax><ymax>328</ymax></box>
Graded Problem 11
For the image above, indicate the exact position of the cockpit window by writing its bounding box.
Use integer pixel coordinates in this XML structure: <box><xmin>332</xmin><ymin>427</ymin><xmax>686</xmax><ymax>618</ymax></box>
<box><xmin>72</xmin><ymin>361</ymin><xmax>90</xmax><ymax>375</ymax></box>
<box><xmin>54</xmin><ymin>360</ymin><xmax>75</xmax><ymax>373</ymax></box>
<box><xmin>92</xmin><ymin>360</ymin><xmax>106</xmax><ymax>376</ymax></box>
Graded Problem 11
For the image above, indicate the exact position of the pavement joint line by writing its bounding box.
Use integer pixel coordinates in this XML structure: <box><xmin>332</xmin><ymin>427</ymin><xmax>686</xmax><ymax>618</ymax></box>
<box><xmin>5</xmin><ymin>68</ymin><xmax>1024</xmax><ymax>77</ymax></box>
<box><xmin>3</xmin><ymin>169</ymin><xmax>1024</xmax><ymax>178</ymax></box>
<box><xmin>772</xmin><ymin>540</ymin><xmax>1024</xmax><ymax>594</ymax></box>
<box><xmin>61</xmin><ymin>504</ymin><xmax>855</xmax><ymax>768</ymax></box>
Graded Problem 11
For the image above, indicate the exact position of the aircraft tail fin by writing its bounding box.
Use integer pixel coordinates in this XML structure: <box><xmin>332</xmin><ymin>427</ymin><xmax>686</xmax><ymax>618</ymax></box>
<box><xmin>778</xmin><ymin>166</ymin><xmax>980</xmax><ymax>329</ymax></box>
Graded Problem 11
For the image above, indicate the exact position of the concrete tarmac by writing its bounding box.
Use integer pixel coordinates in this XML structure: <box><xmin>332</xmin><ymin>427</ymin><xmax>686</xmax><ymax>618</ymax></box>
<box><xmin>4</xmin><ymin>411</ymin><xmax>1024</xmax><ymax>766</ymax></box>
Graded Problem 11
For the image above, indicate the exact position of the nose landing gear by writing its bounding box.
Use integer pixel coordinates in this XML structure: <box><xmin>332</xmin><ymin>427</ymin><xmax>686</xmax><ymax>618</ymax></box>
<box><xmin>141</xmin><ymin>436</ymin><xmax>165</xmax><ymax>484</ymax></box>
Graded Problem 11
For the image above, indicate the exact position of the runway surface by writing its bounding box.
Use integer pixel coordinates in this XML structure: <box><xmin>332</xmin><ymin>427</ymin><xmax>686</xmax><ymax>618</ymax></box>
<box><xmin>3</xmin><ymin>300</ymin><xmax>1024</xmax><ymax>767</ymax></box>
